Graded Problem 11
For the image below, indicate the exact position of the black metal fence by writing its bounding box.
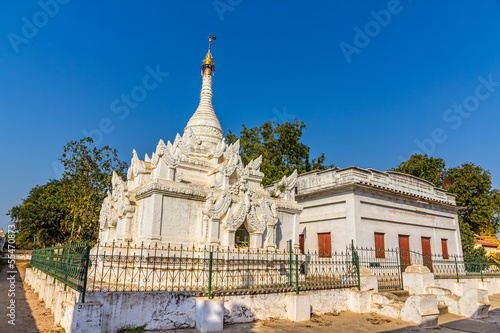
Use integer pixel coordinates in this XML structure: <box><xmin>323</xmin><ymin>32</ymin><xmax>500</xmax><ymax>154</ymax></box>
<box><xmin>354</xmin><ymin>246</ymin><xmax>403</xmax><ymax>290</ymax></box>
<box><xmin>416</xmin><ymin>253</ymin><xmax>500</xmax><ymax>282</ymax></box>
<box><xmin>30</xmin><ymin>241</ymin><xmax>500</xmax><ymax>302</ymax></box>
<box><xmin>86</xmin><ymin>241</ymin><xmax>359</xmax><ymax>298</ymax></box>
<box><xmin>30</xmin><ymin>242</ymin><xmax>91</xmax><ymax>301</ymax></box>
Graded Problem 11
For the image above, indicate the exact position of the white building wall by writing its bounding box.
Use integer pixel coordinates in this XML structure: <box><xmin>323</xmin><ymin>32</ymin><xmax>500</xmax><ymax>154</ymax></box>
<box><xmin>297</xmin><ymin>184</ymin><xmax>462</xmax><ymax>257</ymax></box>
<box><xmin>298</xmin><ymin>191</ymin><xmax>350</xmax><ymax>254</ymax></box>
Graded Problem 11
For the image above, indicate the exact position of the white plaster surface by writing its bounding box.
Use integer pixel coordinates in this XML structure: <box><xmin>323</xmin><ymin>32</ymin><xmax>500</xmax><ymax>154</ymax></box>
<box><xmin>348</xmin><ymin>289</ymin><xmax>372</xmax><ymax>313</ymax></box>
<box><xmin>296</xmin><ymin>167</ymin><xmax>462</xmax><ymax>256</ymax></box>
<box><xmin>196</xmin><ymin>298</ymin><xmax>224</xmax><ymax>332</ymax></box>
<box><xmin>403</xmin><ymin>266</ymin><xmax>435</xmax><ymax>295</ymax></box>
<box><xmin>458</xmin><ymin>289</ymin><xmax>490</xmax><ymax>318</ymax></box>
<box><xmin>286</xmin><ymin>294</ymin><xmax>311</xmax><ymax>322</ymax></box>
<box><xmin>400</xmin><ymin>295</ymin><xmax>439</xmax><ymax>327</ymax></box>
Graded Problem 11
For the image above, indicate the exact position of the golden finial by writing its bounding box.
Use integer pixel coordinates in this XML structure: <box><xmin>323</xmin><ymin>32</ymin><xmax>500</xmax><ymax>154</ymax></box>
<box><xmin>208</xmin><ymin>34</ymin><xmax>216</xmax><ymax>52</ymax></box>
<box><xmin>202</xmin><ymin>35</ymin><xmax>216</xmax><ymax>75</ymax></box>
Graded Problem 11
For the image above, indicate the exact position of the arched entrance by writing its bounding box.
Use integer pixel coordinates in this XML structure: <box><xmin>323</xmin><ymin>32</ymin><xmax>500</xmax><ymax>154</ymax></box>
<box><xmin>235</xmin><ymin>224</ymin><xmax>250</xmax><ymax>248</ymax></box>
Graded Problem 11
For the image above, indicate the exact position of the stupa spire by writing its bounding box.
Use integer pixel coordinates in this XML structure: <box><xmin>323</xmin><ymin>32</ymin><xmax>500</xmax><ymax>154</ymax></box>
<box><xmin>184</xmin><ymin>35</ymin><xmax>223</xmax><ymax>150</ymax></box>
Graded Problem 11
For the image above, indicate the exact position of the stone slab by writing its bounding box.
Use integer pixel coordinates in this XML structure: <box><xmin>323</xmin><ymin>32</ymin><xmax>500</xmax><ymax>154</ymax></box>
<box><xmin>286</xmin><ymin>294</ymin><xmax>310</xmax><ymax>322</ymax></box>
<box><xmin>195</xmin><ymin>298</ymin><xmax>224</xmax><ymax>332</ymax></box>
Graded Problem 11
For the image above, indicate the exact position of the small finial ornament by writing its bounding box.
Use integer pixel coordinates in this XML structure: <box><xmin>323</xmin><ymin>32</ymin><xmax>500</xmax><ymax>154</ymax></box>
<box><xmin>202</xmin><ymin>35</ymin><xmax>216</xmax><ymax>76</ymax></box>
<box><xmin>208</xmin><ymin>34</ymin><xmax>216</xmax><ymax>52</ymax></box>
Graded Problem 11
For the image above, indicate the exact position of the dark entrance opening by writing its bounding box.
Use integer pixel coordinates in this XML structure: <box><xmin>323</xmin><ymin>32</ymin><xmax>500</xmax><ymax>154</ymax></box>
<box><xmin>235</xmin><ymin>224</ymin><xmax>250</xmax><ymax>247</ymax></box>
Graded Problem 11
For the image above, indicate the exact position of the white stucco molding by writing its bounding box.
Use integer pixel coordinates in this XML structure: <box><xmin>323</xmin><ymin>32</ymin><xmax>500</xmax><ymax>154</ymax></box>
<box><xmin>274</xmin><ymin>201</ymin><xmax>303</xmax><ymax>214</ymax></box>
<box><xmin>135</xmin><ymin>180</ymin><xmax>207</xmax><ymax>201</ymax></box>
<box><xmin>296</xmin><ymin>167</ymin><xmax>461</xmax><ymax>210</ymax></box>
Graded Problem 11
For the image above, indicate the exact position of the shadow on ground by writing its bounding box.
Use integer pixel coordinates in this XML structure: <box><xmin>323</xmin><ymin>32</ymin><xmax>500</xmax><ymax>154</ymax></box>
<box><xmin>0</xmin><ymin>261</ymin><xmax>39</xmax><ymax>333</ymax></box>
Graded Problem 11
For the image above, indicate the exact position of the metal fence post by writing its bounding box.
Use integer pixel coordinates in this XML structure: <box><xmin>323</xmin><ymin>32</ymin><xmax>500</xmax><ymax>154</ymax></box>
<box><xmin>398</xmin><ymin>244</ymin><xmax>404</xmax><ymax>290</ymax></box>
<box><xmin>208</xmin><ymin>251</ymin><xmax>213</xmax><ymax>299</ymax></box>
<box><xmin>295</xmin><ymin>254</ymin><xmax>299</xmax><ymax>294</ymax></box>
<box><xmin>351</xmin><ymin>241</ymin><xmax>360</xmax><ymax>291</ymax></box>
<box><xmin>454</xmin><ymin>256</ymin><xmax>459</xmax><ymax>282</ymax></box>
<box><xmin>81</xmin><ymin>244</ymin><xmax>91</xmax><ymax>303</ymax></box>
<box><xmin>480</xmin><ymin>257</ymin><xmax>483</xmax><ymax>282</ymax></box>
<box><xmin>64</xmin><ymin>245</ymin><xmax>71</xmax><ymax>291</ymax></box>
<box><xmin>288</xmin><ymin>240</ymin><xmax>293</xmax><ymax>287</ymax></box>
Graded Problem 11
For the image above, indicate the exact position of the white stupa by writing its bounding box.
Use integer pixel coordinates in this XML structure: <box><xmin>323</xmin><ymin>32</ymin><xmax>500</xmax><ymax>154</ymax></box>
<box><xmin>98</xmin><ymin>36</ymin><xmax>302</xmax><ymax>250</ymax></box>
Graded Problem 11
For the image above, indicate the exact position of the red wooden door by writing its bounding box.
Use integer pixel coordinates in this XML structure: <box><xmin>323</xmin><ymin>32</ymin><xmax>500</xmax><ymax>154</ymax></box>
<box><xmin>398</xmin><ymin>235</ymin><xmax>411</xmax><ymax>271</ymax></box>
<box><xmin>441</xmin><ymin>239</ymin><xmax>449</xmax><ymax>259</ymax></box>
<box><xmin>318</xmin><ymin>233</ymin><xmax>331</xmax><ymax>258</ymax></box>
<box><xmin>299</xmin><ymin>234</ymin><xmax>305</xmax><ymax>254</ymax></box>
<box><xmin>421</xmin><ymin>237</ymin><xmax>433</xmax><ymax>272</ymax></box>
<box><xmin>374</xmin><ymin>233</ymin><xmax>385</xmax><ymax>258</ymax></box>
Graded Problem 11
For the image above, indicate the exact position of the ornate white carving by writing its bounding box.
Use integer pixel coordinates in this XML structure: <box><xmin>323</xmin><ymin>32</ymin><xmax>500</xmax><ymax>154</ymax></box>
<box><xmin>99</xmin><ymin>191</ymin><xmax>114</xmax><ymax>229</ymax></box>
<box><xmin>127</xmin><ymin>149</ymin><xmax>150</xmax><ymax>187</ymax></box>
<box><xmin>203</xmin><ymin>191</ymin><xmax>232</xmax><ymax>220</ymax></box>
<box><xmin>247</xmin><ymin>155</ymin><xmax>262</xmax><ymax>172</ymax></box>
<box><xmin>210</xmin><ymin>137</ymin><xmax>226</xmax><ymax>158</ymax></box>
<box><xmin>153</xmin><ymin>139</ymin><xmax>178</xmax><ymax>167</ymax></box>
<box><xmin>111</xmin><ymin>172</ymin><xmax>134</xmax><ymax>218</ymax></box>
<box><xmin>261</xmin><ymin>198</ymin><xmax>278</xmax><ymax>226</ymax></box>
<box><xmin>99</xmin><ymin>172</ymin><xmax>135</xmax><ymax>234</ymax></box>
<box><xmin>247</xmin><ymin>205</ymin><xmax>265</xmax><ymax>233</ymax></box>
<box><xmin>272</xmin><ymin>170</ymin><xmax>298</xmax><ymax>200</ymax></box>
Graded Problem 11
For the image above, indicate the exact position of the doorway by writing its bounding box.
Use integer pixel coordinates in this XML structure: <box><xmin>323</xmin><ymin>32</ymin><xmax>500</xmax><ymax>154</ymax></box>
<box><xmin>421</xmin><ymin>237</ymin><xmax>433</xmax><ymax>272</ymax></box>
<box><xmin>398</xmin><ymin>235</ymin><xmax>411</xmax><ymax>271</ymax></box>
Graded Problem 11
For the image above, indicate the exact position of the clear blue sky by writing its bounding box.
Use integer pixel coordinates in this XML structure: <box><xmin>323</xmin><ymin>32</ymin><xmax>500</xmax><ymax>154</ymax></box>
<box><xmin>1</xmin><ymin>0</ymin><xmax>500</xmax><ymax>234</ymax></box>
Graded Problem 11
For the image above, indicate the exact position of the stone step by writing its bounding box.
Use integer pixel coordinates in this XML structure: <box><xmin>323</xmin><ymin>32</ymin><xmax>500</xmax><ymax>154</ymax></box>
<box><xmin>387</xmin><ymin>289</ymin><xmax>410</xmax><ymax>298</ymax></box>
<box><xmin>371</xmin><ymin>302</ymin><xmax>404</xmax><ymax>319</ymax></box>
<box><xmin>437</xmin><ymin>303</ymin><xmax>448</xmax><ymax>315</ymax></box>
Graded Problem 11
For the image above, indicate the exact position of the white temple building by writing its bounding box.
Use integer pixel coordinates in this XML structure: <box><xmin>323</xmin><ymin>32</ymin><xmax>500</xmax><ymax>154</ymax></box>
<box><xmin>295</xmin><ymin>167</ymin><xmax>463</xmax><ymax>259</ymax></box>
<box><xmin>98</xmin><ymin>37</ymin><xmax>302</xmax><ymax>250</ymax></box>
<box><xmin>98</xmin><ymin>37</ymin><xmax>463</xmax><ymax>259</ymax></box>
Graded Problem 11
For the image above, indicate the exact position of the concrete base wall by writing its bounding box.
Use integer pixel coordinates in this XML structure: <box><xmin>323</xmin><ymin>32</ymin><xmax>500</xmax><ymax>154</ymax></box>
<box><xmin>25</xmin><ymin>268</ymin><xmax>360</xmax><ymax>333</ymax></box>
<box><xmin>85</xmin><ymin>288</ymin><xmax>354</xmax><ymax>332</ymax></box>
<box><xmin>24</xmin><ymin>268</ymin><xmax>82</xmax><ymax>332</ymax></box>
<box><xmin>434</xmin><ymin>278</ymin><xmax>500</xmax><ymax>296</ymax></box>
<box><xmin>28</xmin><ymin>266</ymin><xmax>500</xmax><ymax>333</ymax></box>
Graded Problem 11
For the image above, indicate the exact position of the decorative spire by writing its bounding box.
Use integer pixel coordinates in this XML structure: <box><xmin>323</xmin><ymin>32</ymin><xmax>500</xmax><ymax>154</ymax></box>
<box><xmin>201</xmin><ymin>35</ymin><xmax>216</xmax><ymax>76</ymax></box>
<box><xmin>184</xmin><ymin>35</ymin><xmax>223</xmax><ymax>151</ymax></box>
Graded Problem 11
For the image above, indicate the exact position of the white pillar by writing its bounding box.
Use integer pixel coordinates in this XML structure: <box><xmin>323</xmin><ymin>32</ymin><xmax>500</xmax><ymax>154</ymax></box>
<box><xmin>195</xmin><ymin>298</ymin><xmax>224</xmax><ymax>332</ymax></box>
<box><xmin>249</xmin><ymin>233</ymin><xmax>263</xmax><ymax>248</ymax></box>
<box><xmin>286</xmin><ymin>294</ymin><xmax>310</xmax><ymax>321</ymax></box>
<box><xmin>403</xmin><ymin>265</ymin><xmax>435</xmax><ymax>295</ymax></box>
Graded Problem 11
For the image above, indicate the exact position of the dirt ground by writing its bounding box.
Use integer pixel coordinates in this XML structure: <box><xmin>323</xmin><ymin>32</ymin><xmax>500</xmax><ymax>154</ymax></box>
<box><xmin>2</xmin><ymin>261</ymin><xmax>499</xmax><ymax>333</ymax></box>
<box><xmin>0</xmin><ymin>260</ymin><xmax>62</xmax><ymax>333</ymax></box>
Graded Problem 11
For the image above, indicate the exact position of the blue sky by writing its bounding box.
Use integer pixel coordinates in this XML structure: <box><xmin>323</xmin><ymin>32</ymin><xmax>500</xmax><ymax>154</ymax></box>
<box><xmin>1</xmin><ymin>0</ymin><xmax>500</xmax><ymax>234</ymax></box>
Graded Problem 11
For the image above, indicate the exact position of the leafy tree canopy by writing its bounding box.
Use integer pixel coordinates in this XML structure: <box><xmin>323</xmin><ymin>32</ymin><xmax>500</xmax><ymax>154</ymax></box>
<box><xmin>8</xmin><ymin>179</ymin><xmax>69</xmax><ymax>249</ymax></box>
<box><xmin>60</xmin><ymin>137</ymin><xmax>128</xmax><ymax>242</ymax></box>
<box><xmin>8</xmin><ymin>137</ymin><xmax>127</xmax><ymax>247</ymax></box>
<box><xmin>391</xmin><ymin>154</ymin><xmax>445</xmax><ymax>188</ymax></box>
<box><xmin>227</xmin><ymin>120</ymin><xmax>333</xmax><ymax>186</ymax></box>
<box><xmin>393</xmin><ymin>154</ymin><xmax>500</xmax><ymax>257</ymax></box>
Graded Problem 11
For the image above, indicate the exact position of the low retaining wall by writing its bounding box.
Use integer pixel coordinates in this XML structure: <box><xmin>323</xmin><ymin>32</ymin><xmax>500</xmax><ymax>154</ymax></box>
<box><xmin>85</xmin><ymin>288</ymin><xmax>355</xmax><ymax>332</ymax></box>
<box><xmin>30</xmin><ymin>266</ymin><xmax>500</xmax><ymax>332</ymax></box>
<box><xmin>434</xmin><ymin>277</ymin><xmax>500</xmax><ymax>296</ymax></box>
<box><xmin>25</xmin><ymin>268</ymin><xmax>83</xmax><ymax>331</ymax></box>
<box><xmin>24</xmin><ymin>267</ymin><xmax>367</xmax><ymax>332</ymax></box>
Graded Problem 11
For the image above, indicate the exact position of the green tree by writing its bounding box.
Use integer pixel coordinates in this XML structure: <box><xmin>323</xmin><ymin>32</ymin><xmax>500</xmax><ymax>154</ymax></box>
<box><xmin>391</xmin><ymin>154</ymin><xmax>445</xmax><ymax>188</ymax></box>
<box><xmin>444</xmin><ymin>163</ymin><xmax>498</xmax><ymax>236</ymax></box>
<box><xmin>393</xmin><ymin>155</ymin><xmax>500</xmax><ymax>257</ymax></box>
<box><xmin>7</xmin><ymin>137</ymin><xmax>127</xmax><ymax>247</ymax></box>
<box><xmin>60</xmin><ymin>137</ymin><xmax>128</xmax><ymax>242</ymax></box>
<box><xmin>227</xmin><ymin>120</ymin><xmax>333</xmax><ymax>186</ymax></box>
<box><xmin>8</xmin><ymin>180</ymin><xmax>69</xmax><ymax>249</ymax></box>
